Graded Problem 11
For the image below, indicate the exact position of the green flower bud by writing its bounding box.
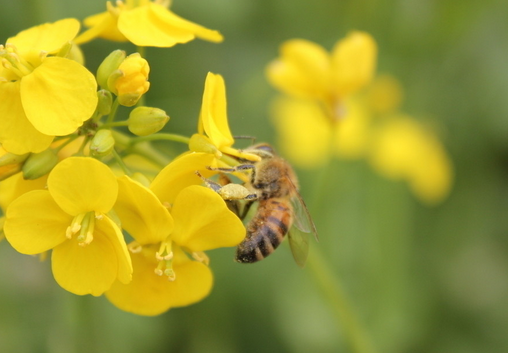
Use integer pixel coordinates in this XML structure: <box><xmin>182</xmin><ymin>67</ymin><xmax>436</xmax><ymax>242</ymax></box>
<box><xmin>90</xmin><ymin>130</ymin><xmax>115</xmax><ymax>157</ymax></box>
<box><xmin>128</xmin><ymin>106</ymin><xmax>169</xmax><ymax>136</ymax></box>
<box><xmin>97</xmin><ymin>89</ymin><xmax>113</xmax><ymax>115</ymax></box>
<box><xmin>97</xmin><ymin>50</ymin><xmax>126</xmax><ymax>90</ymax></box>
<box><xmin>189</xmin><ymin>133</ymin><xmax>222</xmax><ymax>158</ymax></box>
<box><xmin>22</xmin><ymin>149</ymin><xmax>58</xmax><ymax>180</ymax></box>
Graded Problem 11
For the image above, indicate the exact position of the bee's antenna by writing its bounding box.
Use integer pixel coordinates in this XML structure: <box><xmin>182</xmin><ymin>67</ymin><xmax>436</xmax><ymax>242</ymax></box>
<box><xmin>233</xmin><ymin>135</ymin><xmax>256</xmax><ymax>145</ymax></box>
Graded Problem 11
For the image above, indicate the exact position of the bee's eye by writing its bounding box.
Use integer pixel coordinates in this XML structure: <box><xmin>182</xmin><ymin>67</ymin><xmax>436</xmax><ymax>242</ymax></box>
<box><xmin>254</xmin><ymin>144</ymin><xmax>275</xmax><ymax>154</ymax></box>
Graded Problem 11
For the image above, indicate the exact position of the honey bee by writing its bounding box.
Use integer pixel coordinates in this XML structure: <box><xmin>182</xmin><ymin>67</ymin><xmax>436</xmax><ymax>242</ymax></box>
<box><xmin>198</xmin><ymin>143</ymin><xmax>318</xmax><ymax>267</ymax></box>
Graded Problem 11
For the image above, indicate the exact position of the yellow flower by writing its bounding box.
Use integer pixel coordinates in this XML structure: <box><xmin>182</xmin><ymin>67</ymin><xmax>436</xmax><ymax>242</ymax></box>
<box><xmin>368</xmin><ymin>116</ymin><xmax>453</xmax><ymax>205</ymax></box>
<box><xmin>0</xmin><ymin>19</ymin><xmax>98</xmax><ymax>155</ymax></box>
<box><xmin>107</xmin><ymin>180</ymin><xmax>245</xmax><ymax>315</ymax></box>
<box><xmin>266</xmin><ymin>32</ymin><xmax>377</xmax><ymax>120</ymax></box>
<box><xmin>4</xmin><ymin>157</ymin><xmax>132</xmax><ymax>296</ymax></box>
<box><xmin>75</xmin><ymin>0</ymin><xmax>223</xmax><ymax>47</ymax></box>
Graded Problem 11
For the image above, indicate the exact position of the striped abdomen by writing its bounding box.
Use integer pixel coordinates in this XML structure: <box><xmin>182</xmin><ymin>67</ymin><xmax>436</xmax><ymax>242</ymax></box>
<box><xmin>235</xmin><ymin>198</ymin><xmax>293</xmax><ymax>263</ymax></box>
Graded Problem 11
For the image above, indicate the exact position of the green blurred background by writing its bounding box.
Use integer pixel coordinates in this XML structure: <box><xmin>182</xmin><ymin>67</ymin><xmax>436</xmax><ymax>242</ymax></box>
<box><xmin>1</xmin><ymin>0</ymin><xmax>508</xmax><ymax>352</ymax></box>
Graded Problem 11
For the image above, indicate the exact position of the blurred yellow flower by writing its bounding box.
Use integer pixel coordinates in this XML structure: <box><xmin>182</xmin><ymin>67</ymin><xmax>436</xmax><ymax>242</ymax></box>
<box><xmin>75</xmin><ymin>0</ymin><xmax>223</xmax><ymax>47</ymax></box>
<box><xmin>0</xmin><ymin>19</ymin><xmax>98</xmax><ymax>155</ymax></box>
<box><xmin>4</xmin><ymin>157</ymin><xmax>132</xmax><ymax>296</ymax></box>
<box><xmin>107</xmin><ymin>183</ymin><xmax>245</xmax><ymax>315</ymax></box>
<box><xmin>266</xmin><ymin>32</ymin><xmax>377</xmax><ymax>121</ymax></box>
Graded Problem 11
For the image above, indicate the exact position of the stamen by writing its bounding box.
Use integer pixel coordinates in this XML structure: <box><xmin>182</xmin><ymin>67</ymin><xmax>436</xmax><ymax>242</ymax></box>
<box><xmin>154</xmin><ymin>240</ymin><xmax>176</xmax><ymax>280</ymax></box>
<box><xmin>128</xmin><ymin>241</ymin><xmax>142</xmax><ymax>253</ymax></box>
<box><xmin>192</xmin><ymin>251</ymin><xmax>210</xmax><ymax>265</ymax></box>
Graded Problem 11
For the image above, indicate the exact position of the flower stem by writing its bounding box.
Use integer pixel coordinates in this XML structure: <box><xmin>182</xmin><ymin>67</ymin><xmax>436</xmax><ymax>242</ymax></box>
<box><xmin>106</xmin><ymin>98</ymin><xmax>120</xmax><ymax>124</ymax></box>
<box><xmin>306</xmin><ymin>247</ymin><xmax>377</xmax><ymax>353</ymax></box>
<box><xmin>111</xmin><ymin>148</ymin><xmax>131</xmax><ymax>175</ymax></box>
<box><xmin>130</xmin><ymin>133</ymin><xmax>190</xmax><ymax>145</ymax></box>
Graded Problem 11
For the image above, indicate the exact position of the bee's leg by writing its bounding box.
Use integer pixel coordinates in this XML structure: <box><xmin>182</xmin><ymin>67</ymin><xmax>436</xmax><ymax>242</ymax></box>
<box><xmin>195</xmin><ymin>171</ymin><xmax>257</xmax><ymax>201</ymax></box>
<box><xmin>239</xmin><ymin>199</ymin><xmax>256</xmax><ymax>220</ymax></box>
<box><xmin>206</xmin><ymin>164</ymin><xmax>256</xmax><ymax>173</ymax></box>
<box><xmin>195</xmin><ymin>171</ymin><xmax>223</xmax><ymax>193</ymax></box>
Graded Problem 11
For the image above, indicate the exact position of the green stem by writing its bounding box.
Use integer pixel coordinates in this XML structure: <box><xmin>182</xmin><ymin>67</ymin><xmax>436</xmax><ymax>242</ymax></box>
<box><xmin>100</xmin><ymin>120</ymin><xmax>129</xmax><ymax>129</ymax></box>
<box><xmin>306</xmin><ymin>247</ymin><xmax>377</xmax><ymax>353</ymax></box>
<box><xmin>306</xmin><ymin>158</ymin><xmax>377</xmax><ymax>353</ymax></box>
<box><xmin>130</xmin><ymin>133</ymin><xmax>190</xmax><ymax>145</ymax></box>
<box><xmin>112</xmin><ymin>148</ymin><xmax>131</xmax><ymax>175</ymax></box>
<box><xmin>106</xmin><ymin>98</ymin><xmax>120</xmax><ymax>124</ymax></box>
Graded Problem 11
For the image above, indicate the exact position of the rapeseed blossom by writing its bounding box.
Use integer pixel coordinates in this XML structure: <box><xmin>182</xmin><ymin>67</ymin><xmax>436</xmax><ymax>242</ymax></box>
<box><xmin>4</xmin><ymin>157</ymin><xmax>133</xmax><ymax>296</ymax></box>
<box><xmin>107</xmin><ymin>178</ymin><xmax>245</xmax><ymax>315</ymax></box>
<box><xmin>75</xmin><ymin>0</ymin><xmax>223</xmax><ymax>47</ymax></box>
<box><xmin>267</xmin><ymin>34</ymin><xmax>453</xmax><ymax>204</ymax></box>
<box><xmin>0</xmin><ymin>19</ymin><xmax>98</xmax><ymax>154</ymax></box>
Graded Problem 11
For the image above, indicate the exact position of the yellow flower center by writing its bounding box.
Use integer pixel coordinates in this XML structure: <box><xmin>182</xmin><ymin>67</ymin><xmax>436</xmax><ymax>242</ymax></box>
<box><xmin>155</xmin><ymin>239</ymin><xmax>176</xmax><ymax>281</ymax></box>
<box><xmin>0</xmin><ymin>44</ymin><xmax>36</xmax><ymax>81</ymax></box>
<box><xmin>65</xmin><ymin>211</ymin><xmax>98</xmax><ymax>246</ymax></box>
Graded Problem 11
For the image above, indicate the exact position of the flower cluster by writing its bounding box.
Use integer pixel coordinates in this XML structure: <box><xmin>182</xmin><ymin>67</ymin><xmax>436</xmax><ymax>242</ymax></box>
<box><xmin>0</xmin><ymin>1</ymin><xmax>254</xmax><ymax>316</ymax></box>
<box><xmin>266</xmin><ymin>33</ymin><xmax>453</xmax><ymax>204</ymax></box>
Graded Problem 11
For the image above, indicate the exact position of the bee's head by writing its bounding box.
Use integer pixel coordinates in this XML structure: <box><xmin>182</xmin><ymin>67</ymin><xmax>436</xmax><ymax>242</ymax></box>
<box><xmin>248</xmin><ymin>143</ymin><xmax>276</xmax><ymax>158</ymax></box>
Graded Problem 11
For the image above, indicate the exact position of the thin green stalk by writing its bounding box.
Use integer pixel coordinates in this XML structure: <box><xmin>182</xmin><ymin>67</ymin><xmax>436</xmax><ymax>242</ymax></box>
<box><xmin>112</xmin><ymin>148</ymin><xmax>131</xmax><ymax>175</ymax></box>
<box><xmin>306</xmin><ymin>158</ymin><xmax>377</xmax><ymax>353</ymax></box>
<box><xmin>100</xmin><ymin>120</ymin><xmax>129</xmax><ymax>129</ymax></box>
<box><xmin>106</xmin><ymin>98</ymin><xmax>120</xmax><ymax>124</ymax></box>
<box><xmin>306</xmin><ymin>247</ymin><xmax>377</xmax><ymax>353</ymax></box>
<box><xmin>130</xmin><ymin>133</ymin><xmax>190</xmax><ymax>145</ymax></box>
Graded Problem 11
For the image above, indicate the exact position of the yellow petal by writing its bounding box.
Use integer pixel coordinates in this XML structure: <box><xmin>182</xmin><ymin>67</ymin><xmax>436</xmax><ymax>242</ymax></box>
<box><xmin>75</xmin><ymin>11</ymin><xmax>127</xmax><ymax>44</ymax></box>
<box><xmin>333</xmin><ymin>98</ymin><xmax>371</xmax><ymax>159</ymax></box>
<box><xmin>48</xmin><ymin>157</ymin><xmax>118</xmax><ymax>215</ymax></box>
<box><xmin>198</xmin><ymin>73</ymin><xmax>234</xmax><ymax>149</ymax></box>
<box><xmin>0</xmin><ymin>172</ymin><xmax>47</xmax><ymax>211</ymax></box>
<box><xmin>115</xmin><ymin>176</ymin><xmax>174</xmax><ymax>245</ymax></box>
<box><xmin>366</xmin><ymin>74</ymin><xmax>404</xmax><ymax>115</ymax></box>
<box><xmin>4</xmin><ymin>190</ymin><xmax>69</xmax><ymax>254</ymax></box>
<box><xmin>118</xmin><ymin>3</ymin><xmax>222</xmax><ymax>47</ymax></box>
<box><xmin>331</xmin><ymin>31</ymin><xmax>377</xmax><ymax>97</ymax></box>
<box><xmin>7</xmin><ymin>18</ymin><xmax>80</xmax><ymax>65</ymax></box>
<box><xmin>97</xmin><ymin>215</ymin><xmax>133</xmax><ymax>284</ymax></box>
<box><xmin>150</xmin><ymin>152</ymin><xmax>217</xmax><ymax>205</ymax></box>
<box><xmin>105</xmin><ymin>246</ymin><xmax>212</xmax><ymax>316</ymax></box>
<box><xmin>270</xmin><ymin>97</ymin><xmax>332</xmax><ymax>168</ymax></box>
<box><xmin>266</xmin><ymin>39</ymin><xmax>331</xmax><ymax>100</ymax></box>
<box><xmin>0</xmin><ymin>81</ymin><xmax>54</xmax><ymax>154</ymax></box>
<box><xmin>52</xmin><ymin>223</ymin><xmax>118</xmax><ymax>296</ymax></box>
<box><xmin>20</xmin><ymin>57</ymin><xmax>98</xmax><ymax>136</ymax></box>
<box><xmin>171</xmin><ymin>185</ymin><xmax>245</xmax><ymax>251</ymax></box>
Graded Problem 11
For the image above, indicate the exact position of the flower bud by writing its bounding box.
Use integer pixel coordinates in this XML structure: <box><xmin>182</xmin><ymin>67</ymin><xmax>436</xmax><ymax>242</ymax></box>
<box><xmin>97</xmin><ymin>49</ymin><xmax>126</xmax><ymax>90</ymax></box>
<box><xmin>90</xmin><ymin>130</ymin><xmax>115</xmax><ymax>157</ymax></box>
<box><xmin>97</xmin><ymin>89</ymin><xmax>113</xmax><ymax>115</ymax></box>
<box><xmin>110</xmin><ymin>53</ymin><xmax>150</xmax><ymax>107</ymax></box>
<box><xmin>189</xmin><ymin>134</ymin><xmax>222</xmax><ymax>158</ymax></box>
<box><xmin>0</xmin><ymin>149</ymin><xmax>29</xmax><ymax>181</ymax></box>
<box><xmin>128</xmin><ymin>106</ymin><xmax>169</xmax><ymax>136</ymax></box>
<box><xmin>22</xmin><ymin>149</ymin><xmax>58</xmax><ymax>180</ymax></box>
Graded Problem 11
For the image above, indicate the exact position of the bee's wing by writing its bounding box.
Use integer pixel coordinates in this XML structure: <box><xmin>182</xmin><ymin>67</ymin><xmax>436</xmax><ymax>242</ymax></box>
<box><xmin>288</xmin><ymin>226</ymin><xmax>310</xmax><ymax>268</ymax></box>
<box><xmin>289</xmin><ymin>184</ymin><xmax>318</xmax><ymax>241</ymax></box>
<box><xmin>286</xmin><ymin>177</ymin><xmax>318</xmax><ymax>268</ymax></box>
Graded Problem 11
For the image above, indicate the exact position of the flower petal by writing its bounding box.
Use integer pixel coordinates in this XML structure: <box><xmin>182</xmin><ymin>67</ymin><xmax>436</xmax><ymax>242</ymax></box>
<box><xmin>331</xmin><ymin>31</ymin><xmax>377</xmax><ymax>97</ymax></box>
<box><xmin>171</xmin><ymin>186</ymin><xmax>245</xmax><ymax>251</ymax></box>
<box><xmin>333</xmin><ymin>98</ymin><xmax>371</xmax><ymax>159</ymax></box>
<box><xmin>150</xmin><ymin>152</ymin><xmax>217</xmax><ymax>205</ymax></box>
<box><xmin>20</xmin><ymin>57</ymin><xmax>98</xmax><ymax>136</ymax></box>
<box><xmin>75</xmin><ymin>11</ymin><xmax>127</xmax><ymax>44</ymax></box>
<box><xmin>266</xmin><ymin>39</ymin><xmax>331</xmax><ymax>100</ymax></box>
<box><xmin>0</xmin><ymin>172</ymin><xmax>47</xmax><ymax>211</ymax></box>
<box><xmin>270</xmin><ymin>97</ymin><xmax>332</xmax><ymax>168</ymax></box>
<box><xmin>48</xmin><ymin>157</ymin><xmax>118</xmax><ymax>215</ymax></box>
<box><xmin>4</xmin><ymin>190</ymin><xmax>69</xmax><ymax>254</ymax></box>
<box><xmin>52</xmin><ymin>224</ymin><xmax>118</xmax><ymax>296</ymax></box>
<box><xmin>198</xmin><ymin>72</ymin><xmax>234</xmax><ymax>149</ymax></box>
<box><xmin>118</xmin><ymin>3</ymin><xmax>222</xmax><ymax>47</ymax></box>
<box><xmin>7</xmin><ymin>18</ymin><xmax>80</xmax><ymax>65</ymax></box>
<box><xmin>115</xmin><ymin>175</ymin><xmax>174</xmax><ymax>245</ymax></box>
<box><xmin>97</xmin><ymin>215</ymin><xmax>133</xmax><ymax>284</ymax></box>
<box><xmin>0</xmin><ymin>81</ymin><xmax>54</xmax><ymax>154</ymax></box>
<box><xmin>105</xmin><ymin>246</ymin><xmax>212</xmax><ymax>316</ymax></box>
